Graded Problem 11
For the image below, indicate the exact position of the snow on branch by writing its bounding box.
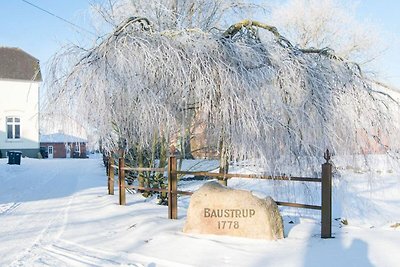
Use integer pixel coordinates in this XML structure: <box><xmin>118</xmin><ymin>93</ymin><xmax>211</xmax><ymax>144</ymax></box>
<box><xmin>44</xmin><ymin>17</ymin><xmax>399</xmax><ymax>174</ymax></box>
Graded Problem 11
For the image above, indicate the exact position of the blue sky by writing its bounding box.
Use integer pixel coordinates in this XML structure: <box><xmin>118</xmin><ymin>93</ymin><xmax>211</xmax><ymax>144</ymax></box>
<box><xmin>356</xmin><ymin>0</ymin><xmax>400</xmax><ymax>89</ymax></box>
<box><xmin>1</xmin><ymin>0</ymin><xmax>399</xmax><ymax>89</ymax></box>
<box><xmin>0</xmin><ymin>1</ymin><xmax>94</xmax><ymax>68</ymax></box>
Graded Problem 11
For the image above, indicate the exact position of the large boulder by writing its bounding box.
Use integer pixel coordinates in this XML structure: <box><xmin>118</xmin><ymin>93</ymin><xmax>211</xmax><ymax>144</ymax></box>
<box><xmin>183</xmin><ymin>181</ymin><xmax>284</xmax><ymax>240</ymax></box>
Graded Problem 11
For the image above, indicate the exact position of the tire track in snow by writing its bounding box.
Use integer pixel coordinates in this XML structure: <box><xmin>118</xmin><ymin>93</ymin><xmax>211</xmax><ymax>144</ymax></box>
<box><xmin>3</xmin><ymin>159</ymin><xmax>193</xmax><ymax>267</ymax></box>
<box><xmin>0</xmin><ymin>164</ymin><xmax>71</xmax><ymax>265</ymax></box>
<box><xmin>6</xmin><ymin>161</ymin><xmax>82</xmax><ymax>266</ymax></box>
<box><xmin>1</xmin><ymin>164</ymin><xmax>66</xmax><ymax>235</ymax></box>
<box><xmin>0</xmin><ymin>202</ymin><xmax>21</xmax><ymax>215</ymax></box>
<box><xmin>8</xmin><ymin>193</ymin><xmax>76</xmax><ymax>267</ymax></box>
<box><xmin>38</xmin><ymin>239</ymin><xmax>193</xmax><ymax>267</ymax></box>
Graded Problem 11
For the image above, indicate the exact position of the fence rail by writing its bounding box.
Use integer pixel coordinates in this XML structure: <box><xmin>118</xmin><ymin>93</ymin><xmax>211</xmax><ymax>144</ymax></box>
<box><xmin>175</xmin><ymin>170</ymin><xmax>322</xmax><ymax>182</ymax></box>
<box><xmin>106</xmin><ymin>151</ymin><xmax>333</xmax><ymax>238</ymax></box>
<box><xmin>275</xmin><ymin>201</ymin><xmax>322</xmax><ymax>210</ymax></box>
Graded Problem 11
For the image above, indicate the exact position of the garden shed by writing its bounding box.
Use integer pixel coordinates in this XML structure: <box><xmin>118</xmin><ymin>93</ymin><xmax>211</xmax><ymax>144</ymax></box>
<box><xmin>40</xmin><ymin>133</ymin><xmax>87</xmax><ymax>159</ymax></box>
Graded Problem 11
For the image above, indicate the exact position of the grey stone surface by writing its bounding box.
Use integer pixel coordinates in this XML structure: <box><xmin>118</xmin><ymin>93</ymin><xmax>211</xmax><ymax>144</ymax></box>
<box><xmin>183</xmin><ymin>181</ymin><xmax>284</xmax><ymax>240</ymax></box>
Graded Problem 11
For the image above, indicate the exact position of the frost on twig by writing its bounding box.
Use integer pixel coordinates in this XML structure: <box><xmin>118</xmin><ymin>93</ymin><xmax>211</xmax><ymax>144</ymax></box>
<box><xmin>44</xmin><ymin>17</ymin><xmax>399</xmax><ymax>175</ymax></box>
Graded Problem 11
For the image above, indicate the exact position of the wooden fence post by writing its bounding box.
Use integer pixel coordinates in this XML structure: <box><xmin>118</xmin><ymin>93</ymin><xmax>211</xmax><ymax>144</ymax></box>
<box><xmin>321</xmin><ymin>149</ymin><xmax>332</xmax><ymax>238</ymax></box>
<box><xmin>108</xmin><ymin>156</ymin><xmax>114</xmax><ymax>195</ymax></box>
<box><xmin>218</xmin><ymin>138</ymin><xmax>229</xmax><ymax>186</ymax></box>
<box><xmin>168</xmin><ymin>156</ymin><xmax>178</xmax><ymax>219</ymax></box>
<box><xmin>119</xmin><ymin>157</ymin><xmax>126</xmax><ymax>205</ymax></box>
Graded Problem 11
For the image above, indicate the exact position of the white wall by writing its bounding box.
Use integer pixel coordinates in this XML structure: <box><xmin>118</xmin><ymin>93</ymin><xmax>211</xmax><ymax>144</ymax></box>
<box><xmin>0</xmin><ymin>79</ymin><xmax>40</xmax><ymax>150</ymax></box>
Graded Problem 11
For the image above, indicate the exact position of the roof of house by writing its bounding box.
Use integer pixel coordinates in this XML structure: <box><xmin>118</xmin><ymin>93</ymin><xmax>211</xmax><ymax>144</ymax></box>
<box><xmin>0</xmin><ymin>47</ymin><xmax>42</xmax><ymax>82</ymax></box>
<box><xmin>40</xmin><ymin>133</ymin><xmax>87</xmax><ymax>143</ymax></box>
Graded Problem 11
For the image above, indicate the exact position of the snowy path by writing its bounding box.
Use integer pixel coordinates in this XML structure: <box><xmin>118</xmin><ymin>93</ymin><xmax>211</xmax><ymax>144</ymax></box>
<box><xmin>0</xmin><ymin>159</ymin><xmax>93</xmax><ymax>266</ymax></box>
<box><xmin>0</xmin><ymin>158</ymin><xmax>191</xmax><ymax>266</ymax></box>
<box><xmin>1</xmin><ymin>156</ymin><xmax>399</xmax><ymax>267</ymax></box>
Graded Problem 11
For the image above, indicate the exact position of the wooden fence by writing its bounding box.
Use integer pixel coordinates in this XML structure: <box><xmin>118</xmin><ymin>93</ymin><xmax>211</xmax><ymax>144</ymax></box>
<box><xmin>106</xmin><ymin>151</ymin><xmax>333</xmax><ymax>238</ymax></box>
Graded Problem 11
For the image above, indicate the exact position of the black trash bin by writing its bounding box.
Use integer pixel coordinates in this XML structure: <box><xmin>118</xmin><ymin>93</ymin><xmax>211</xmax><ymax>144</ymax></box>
<box><xmin>7</xmin><ymin>151</ymin><xmax>22</xmax><ymax>165</ymax></box>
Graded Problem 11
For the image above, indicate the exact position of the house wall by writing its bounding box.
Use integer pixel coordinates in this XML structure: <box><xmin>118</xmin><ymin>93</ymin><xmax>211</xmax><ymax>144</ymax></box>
<box><xmin>0</xmin><ymin>79</ymin><xmax>40</xmax><ymax>158</ymax></box>
<box><xmin>40</xmin><ymin>142</ymin><xmax>87</xmax><ymax>158</ymax></box>
<box><xmin>74</xmin><ymin>142</ymin><xmax>87</xmax><ymax>158</ymax></box>
<box><xmin>40</xmin><ymin>142</ymin><xmax>66</xmax><ymax>158</ymax></box>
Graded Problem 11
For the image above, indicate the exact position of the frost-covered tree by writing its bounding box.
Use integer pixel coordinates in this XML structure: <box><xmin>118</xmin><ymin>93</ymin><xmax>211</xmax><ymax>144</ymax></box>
<box><xmin>89</xmin><ymin>0</ymin><xmax>264</xmax><ymax>32</ymax></box>
<box><xmin>45</xmin><ymin>13</ymin><xmax>399</xmax><ymax>179</ymax></box>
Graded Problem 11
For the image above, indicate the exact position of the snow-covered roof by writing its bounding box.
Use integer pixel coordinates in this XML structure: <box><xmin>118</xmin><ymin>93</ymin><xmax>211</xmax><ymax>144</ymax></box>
<box><xmin>40</xmin><ymin>133</ymin><xmax>87</xmax><ymax>143</ymax></box>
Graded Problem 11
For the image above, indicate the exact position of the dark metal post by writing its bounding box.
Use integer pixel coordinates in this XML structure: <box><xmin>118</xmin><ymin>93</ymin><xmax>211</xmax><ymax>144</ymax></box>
<box><xmin>118</xmin><ymin>157</ymin><xmax>126</xmax><ymax>205</ymax></box>
<box><xmin>321</xmin><ymin>149</ymin><xmax>332</xmax><ymax>238</ymax></box>
<box><xmin>168</xmin><ymin>156</ymin><xmax>178</xmax><ymax>219</ymax></box>
<box><xmin>108</xmin><ymin>156</ymin><xmax>114</xmax><ymax>195</ymax></box>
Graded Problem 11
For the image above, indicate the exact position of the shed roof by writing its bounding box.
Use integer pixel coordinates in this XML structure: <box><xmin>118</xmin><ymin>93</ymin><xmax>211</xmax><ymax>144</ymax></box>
<box><xmin>0</xmin><ymin>47</ymin><xmax>42</xmax><ymax>82</ymax></box>
<box><xmin>40</xmin><ymin>133</ymin><xmax>87</xmax><ymax>143</ymax></box>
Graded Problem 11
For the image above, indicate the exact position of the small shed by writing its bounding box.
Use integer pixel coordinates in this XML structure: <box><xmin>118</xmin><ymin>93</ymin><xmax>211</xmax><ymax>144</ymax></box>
<box><xmin>40</xmin><ymin>133</ymin><xmax>87</xmax><ymax>159</ymax></box>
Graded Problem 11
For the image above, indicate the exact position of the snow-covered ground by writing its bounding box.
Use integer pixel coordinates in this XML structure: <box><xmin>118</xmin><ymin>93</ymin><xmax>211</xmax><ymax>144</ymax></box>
<box><xmin>0</xmin><ymin>155</ymin><xmax>399</xmax><ymax>266</ymax></box>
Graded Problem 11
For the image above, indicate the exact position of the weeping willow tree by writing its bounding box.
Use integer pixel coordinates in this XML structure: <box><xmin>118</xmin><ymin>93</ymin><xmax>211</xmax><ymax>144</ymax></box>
<box><xmin>45</xmin><ymin>16</ymin><xmax>398</xmax><ymax>177</ymax></box>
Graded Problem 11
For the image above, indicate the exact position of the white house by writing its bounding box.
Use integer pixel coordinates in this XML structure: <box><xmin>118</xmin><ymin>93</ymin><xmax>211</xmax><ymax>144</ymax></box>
<box><xmin>0</xmin><ymin>47</ymin><xmax>41</xmax><ymax>158</ymax></box>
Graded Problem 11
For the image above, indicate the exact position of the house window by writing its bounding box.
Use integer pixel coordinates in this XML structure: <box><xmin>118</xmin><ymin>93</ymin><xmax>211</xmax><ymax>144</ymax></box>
<box><xmin>6</xmin><ymin>117</ymin><xmax>21</xmax><ymax>139</ymax></box>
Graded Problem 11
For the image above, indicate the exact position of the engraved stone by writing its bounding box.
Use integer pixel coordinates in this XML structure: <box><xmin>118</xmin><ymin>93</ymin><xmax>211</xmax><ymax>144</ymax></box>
<box><xmin>183</xmin><ymin>181</ymin><xmax>284</xmax><ymax>240</ymax></box>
